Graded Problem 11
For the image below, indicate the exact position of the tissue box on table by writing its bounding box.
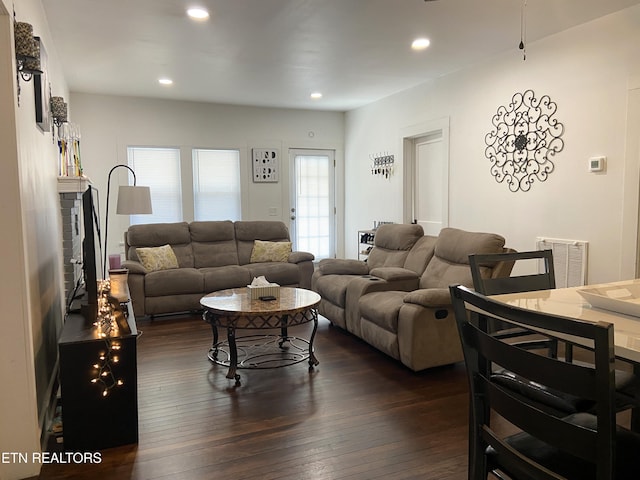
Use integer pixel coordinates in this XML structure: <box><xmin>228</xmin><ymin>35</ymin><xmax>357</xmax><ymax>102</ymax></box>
<box><xmin>247</xmin><ymin>276</ymin><xmax>280</xmax><ymax>300</ymax></box>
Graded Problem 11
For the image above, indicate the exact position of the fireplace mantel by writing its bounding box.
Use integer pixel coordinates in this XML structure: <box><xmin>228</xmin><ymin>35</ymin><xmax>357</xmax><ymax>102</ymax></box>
<box><xmin>57</xmin><ymin>176</ymin><xmax>91</xmax><ymax>194</ymax></box>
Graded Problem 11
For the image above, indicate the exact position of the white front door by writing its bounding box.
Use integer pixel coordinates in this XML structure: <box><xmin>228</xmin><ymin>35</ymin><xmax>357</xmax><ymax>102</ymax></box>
<box><xmin>290</xmin><ymin>149</ymin><xmax>336</xmax><ymax>260</ymax></box>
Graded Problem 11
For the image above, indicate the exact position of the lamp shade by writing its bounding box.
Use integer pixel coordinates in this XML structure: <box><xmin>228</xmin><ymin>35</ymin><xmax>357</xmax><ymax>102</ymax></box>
<box><xmin>116</xmin><ymin>185</ymin><xmax>152</xmax><ymax>215</ymax></box>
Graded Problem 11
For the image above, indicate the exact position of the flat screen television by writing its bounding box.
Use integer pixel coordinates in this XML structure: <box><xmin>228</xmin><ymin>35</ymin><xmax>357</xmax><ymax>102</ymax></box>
<box><xmin>81</xmin><ymin>185</ymin><xmax>103</xmax><ymax>323</ymax></box>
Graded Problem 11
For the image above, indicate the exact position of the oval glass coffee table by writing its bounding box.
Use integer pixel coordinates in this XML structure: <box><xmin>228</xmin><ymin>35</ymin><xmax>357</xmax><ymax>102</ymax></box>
<box><xmin>201</xmin><ymin>287</ymin><xmax>321</xmax><ymax>385</ymax></box>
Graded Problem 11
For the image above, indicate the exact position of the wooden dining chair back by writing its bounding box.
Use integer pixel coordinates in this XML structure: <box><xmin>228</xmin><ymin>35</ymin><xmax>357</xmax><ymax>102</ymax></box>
<box><xmin>469</xmin><ymin>249</ymin><xmax>560</xmax><ymax>358</ymax></box>
<box><xmin>469</xmin><ymin>249</ymin><xmax>555</xmax><ymax>296</ymax></box>
<box><xmin>449</xmin><ymin>284</ymin><xmax>640</xmax><ymax>480</ymax></box>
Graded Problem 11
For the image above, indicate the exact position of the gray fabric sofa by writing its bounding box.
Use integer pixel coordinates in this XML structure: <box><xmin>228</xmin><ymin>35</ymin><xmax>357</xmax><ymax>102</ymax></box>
<box><xmin>122</xmin><ymin>220</ymin><xmax>314</xmax><ymax>317</ymax></box>
<box><xmin>312</xmin><ymin>225</ymin><xmax>513</xmax><ymax>371</ymax></box>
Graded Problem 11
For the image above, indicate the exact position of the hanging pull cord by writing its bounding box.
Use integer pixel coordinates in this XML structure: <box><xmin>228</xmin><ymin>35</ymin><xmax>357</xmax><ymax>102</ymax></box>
<box><xmin>519</xmin><ymin>0</ymin><xmax>527</xmax><ymax>60</ymax></box>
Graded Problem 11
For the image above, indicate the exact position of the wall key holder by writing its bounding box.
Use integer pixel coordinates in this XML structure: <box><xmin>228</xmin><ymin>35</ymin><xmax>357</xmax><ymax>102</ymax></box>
<box><xmin>371</xmin><ymin>153</ymin><xmax>394</xmax><ymax>178</ymax></box>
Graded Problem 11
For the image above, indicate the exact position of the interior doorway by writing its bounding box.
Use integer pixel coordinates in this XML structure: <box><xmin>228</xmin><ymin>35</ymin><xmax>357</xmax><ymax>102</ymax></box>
<box><xmin>626</xmin><ymin>87</ymin><xmax>640</xmax><ymax>278</ymax></box>
<box><xmin>402</xmin><ymin>118</ymin><xmax>450</xmax><ymax>235</ymax></box>
<box><xmin>289</xmin><ymin>149</ymin><xmax>336</xmax><ymax>260</ymax></box>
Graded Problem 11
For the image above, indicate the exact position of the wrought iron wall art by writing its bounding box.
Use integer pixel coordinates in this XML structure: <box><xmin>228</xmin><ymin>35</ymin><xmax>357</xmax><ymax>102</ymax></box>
<box><xmin>371</xmin><ymin>153</ymin><xmax>394</xmax><ymax>178</ymax></box>
<box><xmin>484</xmin><ymin>90</ymin><xmax>564</xmax><ymax>192</ymax></box>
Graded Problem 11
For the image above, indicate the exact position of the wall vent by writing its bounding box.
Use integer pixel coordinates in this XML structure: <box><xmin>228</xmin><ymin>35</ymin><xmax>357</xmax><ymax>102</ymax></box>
<box><xmin>536</xmin><ymin>237</ymin><xmax>588</xmax><ymax>288</ymax></box>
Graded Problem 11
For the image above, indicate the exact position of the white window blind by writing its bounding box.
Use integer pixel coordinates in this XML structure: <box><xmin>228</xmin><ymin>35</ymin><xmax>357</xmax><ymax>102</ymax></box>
<box><xmin>192</xmin><ymin>149</ymin><xmax>241</xmax><ymax>221</ymax></box>
<box><xmin>127</xmin><ymin>147</ymin><xmax>182</xmax><ymax>224</ymax></box>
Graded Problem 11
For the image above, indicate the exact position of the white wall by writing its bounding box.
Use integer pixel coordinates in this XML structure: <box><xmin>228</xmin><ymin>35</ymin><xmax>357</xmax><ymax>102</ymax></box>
<box><xmin>0</xmin><ymin>0</ymin><xmax>68</xmax><ymax>478</ymax></box>
<box><xmin>345</xmin><ymin>6</ymin><xmax>640</xmax><ymax>283</ymax></box>
<box><xmin>70</xmin><ymin>94</ymin><xmax>345</xmax><ymax>259</ymax></box>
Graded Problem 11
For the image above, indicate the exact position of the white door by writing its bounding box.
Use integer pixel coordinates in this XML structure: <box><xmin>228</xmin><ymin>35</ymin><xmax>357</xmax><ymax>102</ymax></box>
<box><xmin>413</xmin><ymin>133</ymin><xmax>448</xmax><ymax>236</ymax></box>
<box><xmin>290</xmin><ymin>149</ymin><xmax>336</xmax><ymax>260</ymax></box>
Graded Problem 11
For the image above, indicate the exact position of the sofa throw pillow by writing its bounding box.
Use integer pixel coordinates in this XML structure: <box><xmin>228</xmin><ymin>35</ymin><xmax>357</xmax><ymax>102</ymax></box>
<box><xmin>250</xmin><ymin>240</ymin><xmax>292</xmax><ymax>263</ymax></box>
<box><xmin>136</xmin><ymin>244</ymin><xmax>179</xmax><ymax>272</ymax></box>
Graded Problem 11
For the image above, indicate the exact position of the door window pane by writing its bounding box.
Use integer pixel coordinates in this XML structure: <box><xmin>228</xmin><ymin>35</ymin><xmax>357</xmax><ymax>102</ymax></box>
<box><xmin>294</xmin><ymin>153</ymin><xmax>332</xmax><ymax>259</ymax></box>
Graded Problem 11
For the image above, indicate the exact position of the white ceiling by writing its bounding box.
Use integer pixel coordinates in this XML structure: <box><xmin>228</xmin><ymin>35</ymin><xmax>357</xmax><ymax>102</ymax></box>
<box><xmin>41</xmin><ymin>0</ymin><xmax>640</xmax><ymax>112</ymax></box>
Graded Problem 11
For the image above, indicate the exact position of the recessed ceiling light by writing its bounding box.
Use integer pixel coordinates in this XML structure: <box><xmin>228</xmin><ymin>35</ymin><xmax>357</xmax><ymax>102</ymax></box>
<box><xmin>310</xmin><ymin>92</ymin><xmax>323</xmax><ymax>100</ymax></box>
<box><xmin>187</xmin><ymin>7</ymin><xmax>210</xmax><ymax>20</ymax></box>
<box><xmin>158</xmin><ymin>78</ymin><xmax>173</xmax><ymax>86</ymax></box>
<box><xmin>411</xmin><ymin>38</ymin><xmax>431</xmax><ymax>51</ymax></box>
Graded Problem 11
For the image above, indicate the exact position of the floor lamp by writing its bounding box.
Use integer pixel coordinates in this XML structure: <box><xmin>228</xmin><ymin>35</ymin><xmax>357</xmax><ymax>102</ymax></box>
<box><xmin>104</xmin><ymin>164</ymin><xmax>152</xmax><ymax>279</ymax></box>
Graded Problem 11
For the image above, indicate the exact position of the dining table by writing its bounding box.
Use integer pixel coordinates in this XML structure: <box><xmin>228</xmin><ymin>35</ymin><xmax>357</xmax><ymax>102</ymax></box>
<box><xmin>489</xmin><ymin>278</ymin><xmax>640</xmax><ymax>365</ymax></box>
<box><xmin>489</xmin><ymin>278</ymin><xmax>640</xmax><ymax>429</ymax></box>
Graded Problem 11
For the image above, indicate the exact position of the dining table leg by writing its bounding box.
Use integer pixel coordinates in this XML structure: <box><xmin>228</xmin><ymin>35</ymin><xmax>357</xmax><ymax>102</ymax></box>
<box><xmin>632</xmin><ymin>364</ymin><xmax>640</xmax><ymax>432</ymax></box>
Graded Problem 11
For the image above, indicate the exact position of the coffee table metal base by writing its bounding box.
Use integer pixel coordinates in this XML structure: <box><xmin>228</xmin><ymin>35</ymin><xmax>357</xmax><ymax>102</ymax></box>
<box><xmin>208</xmin><ymin>333</ymin><xmax>318</xmax><ymax>371</ymax></box>
<box><xmin>204</xmin><ymin>313</ymin><xmax>319</xmax><ymax>385</ymax></box>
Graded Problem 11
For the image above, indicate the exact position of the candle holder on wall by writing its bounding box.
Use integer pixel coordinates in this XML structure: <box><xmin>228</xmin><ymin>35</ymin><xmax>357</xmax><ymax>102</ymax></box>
<box><xmin>371</xmin><ymin>153</ymin><xmax>394</xmax><ymax>178</ymax></box>
<box><xmin>14</xmin><ymin>19</ymin><xmax>43</xmax><ymax>106</ymax></box>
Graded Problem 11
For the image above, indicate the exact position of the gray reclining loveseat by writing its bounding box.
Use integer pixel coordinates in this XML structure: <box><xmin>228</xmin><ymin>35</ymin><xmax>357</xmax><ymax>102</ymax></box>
<box><xmin>312</xmin><ymin>224</ymin><xmax>513</xmax><ymax>371</ymax></box>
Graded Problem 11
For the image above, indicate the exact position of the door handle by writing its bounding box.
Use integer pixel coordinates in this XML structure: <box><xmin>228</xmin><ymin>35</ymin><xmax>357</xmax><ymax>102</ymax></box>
<box><xmin>291</xmin><ymin>216</ymin><xmax>296</xmax><ymax>221</ymax></box>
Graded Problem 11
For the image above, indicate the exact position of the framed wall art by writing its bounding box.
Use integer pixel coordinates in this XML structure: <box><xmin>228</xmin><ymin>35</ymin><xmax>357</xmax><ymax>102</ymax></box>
<box><xmin>252</xmin><ymin>148</ymin><xmax>279</xmax><ymax>183</ymax></box>
<box><xmin>33</xmin><ymin>37</ymin><xmax>51</xmax><ymax>133</ymax></box>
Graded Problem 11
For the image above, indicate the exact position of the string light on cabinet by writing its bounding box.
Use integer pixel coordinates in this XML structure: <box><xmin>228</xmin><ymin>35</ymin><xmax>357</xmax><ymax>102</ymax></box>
<box><xmin>95</xmin><ymin>279</ymin><xmax>116</xmax><ymax>336</ymax></box>
<box><xmin>89</xmin><ymin>279</ymin><xmax>125</xmax><ymax>397</ymax></box>
<box><xmin>91</xmin><ymin>339</ymin><xmax>124</xmax><ymax>397</ymax></box>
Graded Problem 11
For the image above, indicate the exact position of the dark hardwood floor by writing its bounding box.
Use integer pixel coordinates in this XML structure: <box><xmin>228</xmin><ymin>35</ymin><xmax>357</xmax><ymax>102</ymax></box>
<box><xmin>40</xmin><ymin>314</ymin><xmax>471</xmax><ymax>479</ymax></box>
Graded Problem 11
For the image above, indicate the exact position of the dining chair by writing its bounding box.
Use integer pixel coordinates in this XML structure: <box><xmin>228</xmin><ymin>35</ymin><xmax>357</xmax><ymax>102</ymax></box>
<box><xmin>449</xmin><ymin>284</ymin><xmax>640</xmax><ymax>480</ymax></box>
<box><xmin>469</xmin><ymin>249</ymin><xmax>556</xmax><ymax>296</ymax></box>
<box><xmin>468</xmin><ymin>249</ymin><xmax>561</xmax><ymax>359</ymax></box>
<box><xmin>468</xmin><ymin>250</ymin><xmax>640</xmax><ymax>419</ymax></box>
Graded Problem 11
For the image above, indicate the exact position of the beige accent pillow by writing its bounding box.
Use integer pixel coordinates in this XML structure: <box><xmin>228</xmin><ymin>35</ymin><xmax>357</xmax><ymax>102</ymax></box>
<box><xmin>250</xmin><ymin>240</ymin><xmax>292</xmax><ymax>263</ymax></box>
<box><xmin>136</xmin><ymin>244</ymin><xmax>179</xmax><ymax>272</ymax></box>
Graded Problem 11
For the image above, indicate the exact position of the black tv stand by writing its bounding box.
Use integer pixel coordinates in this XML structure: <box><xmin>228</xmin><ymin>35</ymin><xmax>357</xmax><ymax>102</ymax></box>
<box><xmin>58</xmin><ymin>301</ymin><xmax>138</xmax><ymax>451</ymax></box>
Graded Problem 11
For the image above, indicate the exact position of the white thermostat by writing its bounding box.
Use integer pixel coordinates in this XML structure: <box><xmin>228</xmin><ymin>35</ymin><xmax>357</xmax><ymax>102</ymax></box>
<box><xmin>588</xmin><ymin>156</ymin><xmax>606</xmax><ymax>173</ymax></box>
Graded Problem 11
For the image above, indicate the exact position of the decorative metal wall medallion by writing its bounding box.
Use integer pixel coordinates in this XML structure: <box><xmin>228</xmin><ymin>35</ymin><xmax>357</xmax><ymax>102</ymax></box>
<box><xmin>484</xmin><ymin>90</ymin><xmax>564</xmax><ymax>192</ymax></box>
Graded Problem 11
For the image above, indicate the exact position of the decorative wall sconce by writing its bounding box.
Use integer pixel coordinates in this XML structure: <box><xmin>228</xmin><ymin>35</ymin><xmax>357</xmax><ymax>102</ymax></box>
<box><xmin>51</xmin><ymin>96</ymin><xmax>68</xmax><ymax>127</ymax></box>
<box><xmin>14</xmin><ymin>20</ymin><xmax>42</xmax><ymax>105</ymax></box>
<box><xmin>370</xmin><ymin>153</ymin><xmax>394</xmax><ymax>179</ymax></box>
<box><xmin>14</xmin><ymin>22</ymin><xmax>41</xmax><ymax>80</ymax></box>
